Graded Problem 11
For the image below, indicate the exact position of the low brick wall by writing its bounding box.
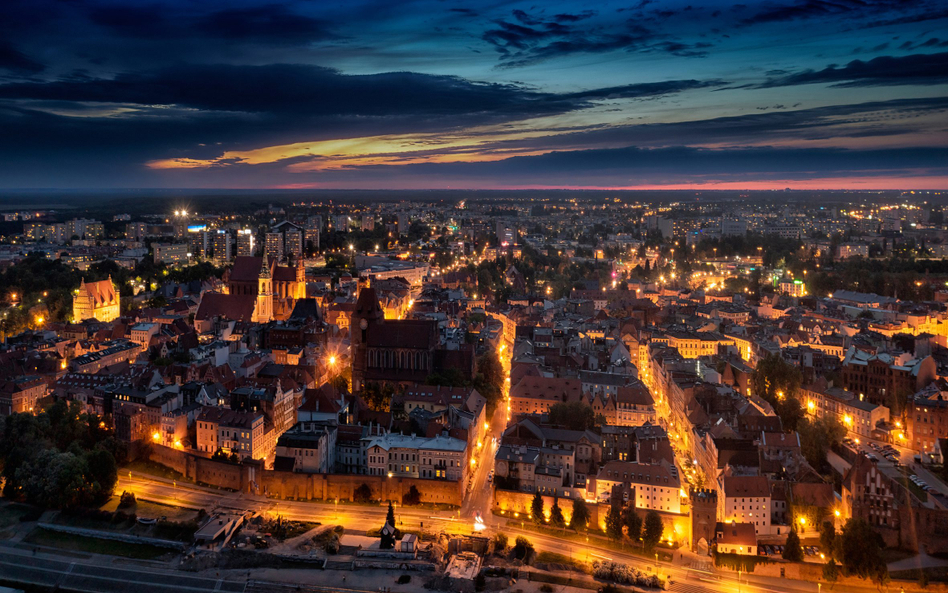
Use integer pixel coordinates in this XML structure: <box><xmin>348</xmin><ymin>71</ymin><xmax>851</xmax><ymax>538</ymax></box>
<box><xmin>36</xmin><ymin>523</ymin><xmax>186</xmax><ymax>550</ymax></box>
<box><xmin>718</xmin><ymin>559</ymin><xmax>948</xmax><ymax>593</ymax></box>
<box><xmin>147</xmin><ymin>446</ymin><xmax>463</xmax><ymax>506</ymax></box>
<box><xmin>259</xmin><ymin>471</ymin><xmax>464</xmax><ymax>506</ymax></box>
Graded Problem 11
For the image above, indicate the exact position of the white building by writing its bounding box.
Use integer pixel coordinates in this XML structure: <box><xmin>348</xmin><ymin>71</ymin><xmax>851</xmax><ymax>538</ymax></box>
<box><xmin>720</xmin><ymin>475</ymin><xmax>772</xmax><ymax>535</ymax></box>
<box><xmin>592</xmin><ymin>461</ymin><xmax>683</xmax><ymax>513</ymax></box>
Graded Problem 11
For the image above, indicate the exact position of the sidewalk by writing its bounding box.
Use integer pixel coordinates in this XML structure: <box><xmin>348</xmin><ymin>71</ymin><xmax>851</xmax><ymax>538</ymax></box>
<box><xmin>888</xmin><ymin>551</ymin><xmax>948</xmax><ymax>571</ymax></box>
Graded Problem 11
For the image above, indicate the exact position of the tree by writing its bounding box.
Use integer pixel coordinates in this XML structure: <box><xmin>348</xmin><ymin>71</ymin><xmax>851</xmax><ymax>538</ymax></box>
<box><xmin>402</xmin><ymin>485</ymin><xmax>421</xmax><ymax>506</ymax></box>
<box><xmin>84</xmin><ymin>448</ymin><xmax>117</xmax><ymax>504</ymax></box>
<box><xmin>823</xmin><ymin>559</ymin><xmax>839</xmax><ymax>583</ymax></box>
<box><xmin>752</xmin><ymin>353</ymin><xmax>803</xmax><ymax>402</ymax></box>
<box><xmin>354</xmin><ymin>483</ymin><xmax>373</xmax><ymax>502</ymax></box>
<box><xmin>819</xmin><ymin>520</ymin><xmax>836</xmax><ymax>555</ymax></box>
<box><xmin>783</xmin><ymin>528</ymin><xmax>804</xmax><ymax>562</ymax></box>
<box><xmin>386</xmin><ymin>501</ymin><xmax>396</xmax><ymax>526</ymax></box>
<box><xmin>570</xmin><ymin>498</ymin><xmax>590</xmax><ymax>532</ymax></box>
<box><xmin>493</xmin><ymin>532</ymin><xmax>508</xmax><ymax>552</ymax></box>
<box><xmin>605</xmin><ymin>502</ymin><xmax>623</xmax><ymax>541</ymax></box>
<box><xmin>837</xmin><ymin>518</ymin><xmax>887</xmax><ymax>580</ymax></box>
<box><xmin>623</xmin><ymin>507</ymin><xmax>642</xmax><ymax>542</ymax></box>
<box><xmin>799</xmin><ymin>416</ymin><xmax>846</xmax><ymax>470</ymax></box>
<box><xmin>549</xmin><ymin>498</ymin><xmax>566</xmax><ymax>529</ymax></box>
<box><xmin>513</xmin><ymin>536</ymin><xmax>533</xmax><ymax>561</ymax></box>
<box><xmin>531</xmin><ymin>492</ymin><xmax>545</xmax><ymax>525</ymax></box>
<box><xmin>547</xmin><ymin>401</ymin><xmax>595</xmax><ymax>431</ymax></box>
<box><xmin>16</xmin><ymin>449</ymin><xmax>90</xmax><ymax>509</ymax></box>
<box><xmin>643</xmin><ymin>511</ymin><xmax>664</xmax><ymax>551</ymax></box>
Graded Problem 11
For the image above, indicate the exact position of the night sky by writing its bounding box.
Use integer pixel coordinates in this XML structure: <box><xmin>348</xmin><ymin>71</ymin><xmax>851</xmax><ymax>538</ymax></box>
<box><xmin>1</xmin><ymin>0</ymin><xmax>947</xmax><ymax>190</ymax></box>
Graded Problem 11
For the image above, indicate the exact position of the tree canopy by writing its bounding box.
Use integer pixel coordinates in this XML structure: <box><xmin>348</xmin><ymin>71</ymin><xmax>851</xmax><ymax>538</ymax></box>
<box><xmin>547</xmin><ymin>401</ymin><xmax>596</xmax><ymax>431</ymax></box>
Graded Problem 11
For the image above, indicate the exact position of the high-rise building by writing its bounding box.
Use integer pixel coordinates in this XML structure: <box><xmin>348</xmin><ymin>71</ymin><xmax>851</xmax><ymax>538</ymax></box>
<box><xmin>213</xmin><ymin>229</ymin><xmax>233</xmax><ymax>263</ymax></box>
<box><xmin>236</xmin><ymin>228</ymin><xmax>255</xmax><ymax>256</ymax></box>
<box><xmin>362</xmin><ymin>215</ymin><xmax>375</xmax><ymax>231</ymax></box>
<box><xmin>397</xmin><ymin>213</ymin><xmax>410</xmax><ymax>236</ymax></box>
<box><xmin>153</xmin><ymin>243</ymin><xmax>189</xmax><ymax>265</ymax></box>
<box><xmin>66</xmin><ymin>218</ymin><xmax>104</xmax><ymax>240</ymax></box>
<box><xmin>304</xmin><ymin>227</ymin><xmax>320</xmax><ymax>254</ymax></box>
<box><xmin>265</xmin><ymin>232</ymin><xmax>284</xmax><ymax>262</ymax></box>
<box><xmin>284</xmin><ymin>228</ymin><xmax>303</xmax><ymax>260</ymax></box>
<box><xmin>188</xmin><ymin>231</ymin><xmax>208</xmax><ymax>259</ymax></box>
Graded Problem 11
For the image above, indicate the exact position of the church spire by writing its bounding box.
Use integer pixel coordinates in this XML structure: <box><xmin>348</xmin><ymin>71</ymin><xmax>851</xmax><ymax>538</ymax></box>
<box><xmin>259</xmin><ymin>255</ymin><xmax>271</xmax><ymax>279</ymax></box>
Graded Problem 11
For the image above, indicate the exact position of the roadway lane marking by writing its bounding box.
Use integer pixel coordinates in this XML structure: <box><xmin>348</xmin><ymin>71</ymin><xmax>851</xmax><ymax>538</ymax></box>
<box><xmin>0</xmin><ymin>554</ymin><xmax>223</xmax><ymax>587</ymax></box>
<box><xmin>0</xmin><ymin>559</ymin><xmax>222</xmax><ymax>593</ymax></box>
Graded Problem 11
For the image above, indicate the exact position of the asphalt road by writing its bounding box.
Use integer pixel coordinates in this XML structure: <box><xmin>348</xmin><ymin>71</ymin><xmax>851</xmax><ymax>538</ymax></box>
<box><xmin>0</xmin><ymin>546</ymin><xmax>245</xmax><ymax>593</ymax></box>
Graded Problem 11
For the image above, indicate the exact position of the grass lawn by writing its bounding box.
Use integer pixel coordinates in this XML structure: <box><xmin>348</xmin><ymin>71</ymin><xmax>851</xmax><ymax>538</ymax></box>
<box><xmin>535</xmin><ymin>550</ymin><xmax>591</xmax><ymax>572</ymax></box>
<box><xmin>896</xmin><ymin>469</ymin><xmax>929</xmax><ymax>503</ymax></box>
<box><xmin>100</xmin><ymin>496</ymin><xmax>198</xmax><ymax>522</ymax></box>
<box><xmin>880</xmin><ymin>548</ymin><xmax>915</xmax><ymax>564</ymax></box>
<box><xmin>123</xmin><ymin>460</ymin><xmax>186</xmax><ymax>482</ymax></box>
<box><xmin>24</xmin><ymin>527</ymin><xmax>175</xmax><ymax>560</ymax></box>
<box><xmin>891</xmin><ymin>566</ymin><xmax>948</xmax><ymax>582</ymax></box>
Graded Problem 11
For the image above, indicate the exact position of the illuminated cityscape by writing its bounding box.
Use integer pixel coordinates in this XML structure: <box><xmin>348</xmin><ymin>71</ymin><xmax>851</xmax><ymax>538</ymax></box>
<box><xmin>0</xmin><ymin>1</ymin><xmax>946</xmax><ymax>592</ymax></box>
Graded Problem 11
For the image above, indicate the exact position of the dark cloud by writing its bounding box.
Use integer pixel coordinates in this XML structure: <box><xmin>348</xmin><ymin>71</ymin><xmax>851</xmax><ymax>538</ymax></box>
<box><xmin>897</xmin><ymin>38</ymin><xmax>948</xmax><ymax>51</ymax></box>
<box><xmin>0</xmin><ymin>41</ymin><xmax>44</xmax><ymax>74</ymax></box>
<box><xmin>86</xmin><ymin>3</ymin><xmax>335</xmax><ymax>44</ymax></box>
<box><xmin>482</xmin><ymin>16</ymin><xmax>710</xmax><ymax>68</ymax></box>
<box><xmin>0</xmin><ymin>64</ymin><xmax>586</xmax><ymax>118</ymax></box>
<box><xmin>554</xmin><ymin>11</ymin><xmax>597</xmax><ymax>23</ymax></box>
<box><xmin>860</xmin><ymin>7</ymin><xmax>948</xmax><ymax>28</ymax></box>
<box><xmin>756</xmin><ymin>52</ymin><xmax>948</xmax><ymax>87</ymax></box>
<box><xmin>195</xmin><ymin>6</ymin><xmax>335</xmax><ymax>43</ymax></box>
<box><xmin>741</xmin><ymin>0</ymin><xmax>916</xmax><ymax>25</ymax></box>
<box><xmin>88</xmin><ymin>4</ymin><xmax>172</xmax><ymax>38</ymax></box>
<box><xmin>564</xmin><ymin>79</ymin><xmax>725</xmax><ymax>101</ymax></box>
<box><xmin>449</xmin><ymin>8</ymin><xmax>478</xmax><ymax>17</ymax></box>
<box><xmin>512</xmin><ymin>10</ymin><xmax>542</xmax><ymax>26</ymax></box>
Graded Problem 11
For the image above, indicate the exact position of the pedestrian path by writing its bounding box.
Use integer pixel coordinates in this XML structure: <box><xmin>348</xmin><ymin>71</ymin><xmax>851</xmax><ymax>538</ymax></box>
<box><xmin>686</xmin><ymin>559</ymin><xmax>712</xmax><ymax>573</ymax></box>
<box><xmin>671</xmin><ymin>581</ymin><xmax>714</xmax><ymax>593</ymax></box>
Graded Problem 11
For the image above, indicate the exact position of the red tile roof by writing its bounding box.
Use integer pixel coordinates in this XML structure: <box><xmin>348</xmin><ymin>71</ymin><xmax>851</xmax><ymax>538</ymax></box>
<box><xmin>723</xmin><ymin>475</ymin><xmax>771</xmax><ymax>498</ymax></box>
<box><xmin>195</xmin><ymin>293</ymin><xmax>256</xmax><ymax>322</ymax></box>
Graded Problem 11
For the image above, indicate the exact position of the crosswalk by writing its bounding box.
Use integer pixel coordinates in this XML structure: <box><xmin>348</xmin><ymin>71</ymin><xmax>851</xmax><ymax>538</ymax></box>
<box><xmin>671</xmin><ymin>582</ymin><xmax>714</xmax><ymax>593</ymax></box>
<box><xmin>687</xmin><ymin>560</ymin><xmax>712</xmax><ymax>572</ymax></box>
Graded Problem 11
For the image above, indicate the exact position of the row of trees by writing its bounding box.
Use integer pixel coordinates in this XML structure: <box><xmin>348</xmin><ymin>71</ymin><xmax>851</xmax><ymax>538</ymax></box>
<box><xmin>1</xmin><ymin>400</ymin><xmax>120</xmax><ymax>509</ymax></box>
<box><xmin>529</xmin><ymin>494</ymin><xmax>666</xmax><ymax>551</ymax></box>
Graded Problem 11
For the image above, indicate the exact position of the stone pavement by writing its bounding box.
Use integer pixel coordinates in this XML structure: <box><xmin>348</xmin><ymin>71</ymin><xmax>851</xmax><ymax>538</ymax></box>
<box><xmin>888</xmin><ymin>551</ymin><xmax>948</xmax><ymax>571</ymax></box>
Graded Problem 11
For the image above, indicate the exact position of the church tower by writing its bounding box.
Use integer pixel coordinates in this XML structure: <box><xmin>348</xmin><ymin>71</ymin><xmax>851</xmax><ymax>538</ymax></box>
<box><xmin>294</xmin><ymin>257</ymin><xmax>306</xmax><ymax>299</ymax></box>
<box><xmin>253</xmin><ymin>256</ymin><xmax>273</xmax><ymax>323</ymax></box>
<box><xmin>350</xmin><ymin>286</ymin><xmax>384</xmax><ymax>392</ymax></box>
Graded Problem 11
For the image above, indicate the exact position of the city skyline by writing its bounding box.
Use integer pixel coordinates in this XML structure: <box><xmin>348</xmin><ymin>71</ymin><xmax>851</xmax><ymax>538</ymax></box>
<box><xmin>1</xmin><ymin>0</ymin><xmax>946</xmax><ymax>190</ymax></box>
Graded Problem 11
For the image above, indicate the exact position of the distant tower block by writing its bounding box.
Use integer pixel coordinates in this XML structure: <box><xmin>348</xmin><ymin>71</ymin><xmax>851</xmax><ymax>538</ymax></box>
<box><xmin>690</xmin><ymin>488</ymin><xmax>717</xmax><ymax>555</ymax></box>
